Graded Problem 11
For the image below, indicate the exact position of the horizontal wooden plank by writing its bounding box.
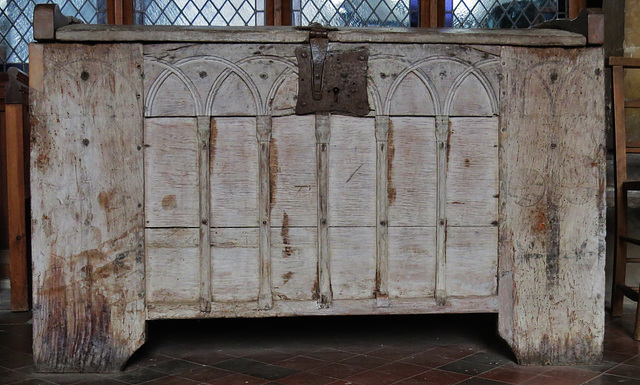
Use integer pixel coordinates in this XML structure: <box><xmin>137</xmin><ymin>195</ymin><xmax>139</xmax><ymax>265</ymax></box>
<box><xmin>55</xmin><ymin>25</ymin><xmax>586</xmax><ymax>46</ymax></box>
<box><xmin>625</xmin><ymin>98</ymin><xmax>640</xmax><ymax>108</ymax></box>
<box><xmin>271</xmin><ymin>227</ymin><xmax>316</xmax><ymax>301</ymax></box>
<box><xmin>623</xmin><ymin>181</ymin><xmax>640</xmax><ymax>191</ymax></box>
<box><xmin>146</xmin><ymin>228</ymin><xmax>200</xmax><ymax>304</ymax></box>
<box><xmin>388</xmin><ymin>227</ymin><xmax>436</xmax><ymax>298</ymax></box>
<box><xmin>620</xmin><ymin>235</ymin><xmax>640</xmax><ymax>246</ymax></box>
<box><xmin>609</xmin><ymin>57</ymin><xmax>640</xmax><ymax>68</ymax></box>
<box><xmin>211</xmin><ymin>227</ymin><xmax>260</xmax><ymax>302</ymax></box>
<box><xmin>446</xmin><ymin>227</ymin><xmax>498</xmax><ymax>296</ymax></box>
<box><xmin>329</xmin><ymin>227</ymin><xmax>376</xmax><ymax>300</ymax></box>
<box><xmin>617</xmin><ymin>284</ymin><xmax>639</xmax><ymax>302</ymax></box>
<box><xmin>146</xmin><ymin>296</ymin><xmax>499</xmax><ymax>319</ymax></box>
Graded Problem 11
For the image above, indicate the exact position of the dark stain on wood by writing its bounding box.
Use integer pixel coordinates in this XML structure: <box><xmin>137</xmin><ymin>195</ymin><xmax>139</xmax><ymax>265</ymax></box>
<box><xmin>464</xmin><ymin>158</ymin><xmax>471</xmax><ymax>167</ymax></box>
<box><xmin>387</xmin><ymin>120</ymin><xmax>396</xmax><ymax>205</ymax></box>
<box><xmin>281</xmin><ymin>211</ymin><xmax>292</xmax><ymax>258</ymax></box>
<box><xmin>209</xmin><ymin>118</ymin><xmax>217</xmax><ymax>173</ymax></box>
<box><xmin>312</xmin><ymin>278</ymin><xmax>319</xmax><ymax>300</ymax></box>
<box><xmin>282</xmin><ymin>271</ymin><xmax>294</xmax><ymax>284</ymax></box>
<box><xmin>98</xmin><ymin>189</ymin><xmax>118</xmax><ymax>213</ymax></box>
<box><xmin>36</xmin><ymin>253</ymin><xmax>117</xmax><ymax>372</ymax></box>
<box><xmin>545</xmin><ymin>198</ymin><xmax>560</xmax><ymax>290</ymax></box>
<box><xmin>270</xmin><ymin>136</ymin><xmax>278</xmax><ymax>209</ymax></box>
<box><xmin>161</xmin><ymin>194</ymin><xmax>177</xmax><ymax>210</ymax></box>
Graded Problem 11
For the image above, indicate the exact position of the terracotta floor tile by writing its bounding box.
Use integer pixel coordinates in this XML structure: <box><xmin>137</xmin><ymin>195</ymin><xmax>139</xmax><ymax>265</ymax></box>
<box><xmin>409</xmin><ymin>368</ymin><xmax>472</xmax><ymax>385</ymax></box>
<box><xmin>304</xmin><ymin>349</ymin><xmax>357</xmax><ymax>363</ymax></box>
<box><xmin>478</xmin><ymin>366</ymin><xmax>541</xmax><ymax>384</ymax></box>
<box><xmin>137</xmin><ymin>375</ymin><xmax>201</xmax><ymax>384</ymax></box>
<box><xmin>245</xmin><ymin>350</ymin><xmax>298</xmax><ymax>364</ymax></box>
<box><xmin>400</xmin><ymin>351</ymin><xmax>458</xmax><ymax>368</ymax></box>
<box><xmin>376</xmin><ymin>362</ymin><xmax>427</xmax><ymax>378</ymax></box>
<box><xmin>345</xmin><ymin>369</ymin><xmax>403</xmax><ymax>385</ymax></box>
<box><xmin>584</xmin><ymin>373</ymin><xmax>640</xmax><ymax>384</ymax></box>
<box><xmin>175</xmin><ymin>366</ymin><xmax>232</xmax><ymax>382</ymax></box>
<box><xmin>521</xmin><ymin>374</ymin><xmax>590</xmax><ymax>385</ymax></box>
<box><xmin>278</xmin><ymin>372</ymin><xmax>336</xmax><ymax>385</ymax></box>
<box><xmin>542</xmin><ymin>367</ymin><xmax>600</xmax><ymax>383</ymax></box>
<box><xmin>205</xmin><ymin>373</ymin><xmax>269</xmax><ymax>385</ymax></box>
<box><xmin>274</xmin><ymin>356</ymin><xmax>327</xmax><ymax>371</ymax></box>
<box><xmin>310</xmin><ymin>363</ymin><xmax>367</xmax><ymax>379</ymax></box>
<box><xmin>606</xmin><ymin>364</ymin><xmax>640</xmax><ymax>380</ymax></box>
<box><xmin>339</xmin><ymin>355</ymin><xmax>390</xmax><ymax>369</ymax></box>
<box><xmin>438</xmin><ymin>359</ymin><xmax>496</xmax><ymax>376</ymax></box>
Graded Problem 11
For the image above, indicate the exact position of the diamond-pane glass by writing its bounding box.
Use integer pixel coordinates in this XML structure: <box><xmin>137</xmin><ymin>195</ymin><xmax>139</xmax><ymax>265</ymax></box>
<box><xmin>1</xmin><ymin>0</ymin><xmax>102</xmax><ymax>66</ymax></box>
<box><xmin>444</xmin><ymin>0</ymin><xmax>568</xmax><ymax>28</ymax></box>
<box><xmin>292</xmin><ymin>0</ymin><xmax>414</xmax><ymax>27</ymax></box>
<box><xmin>141</xmin><ymin>0</ymin><xmax>265</xmax><ymax>26</ymax></box>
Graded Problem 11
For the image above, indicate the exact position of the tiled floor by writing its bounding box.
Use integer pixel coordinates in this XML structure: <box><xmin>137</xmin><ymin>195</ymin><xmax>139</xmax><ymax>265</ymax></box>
<box><xmin>1</xmin><ymin>311</ymin><xmax>640</xmax><ymax>385</ymax></box>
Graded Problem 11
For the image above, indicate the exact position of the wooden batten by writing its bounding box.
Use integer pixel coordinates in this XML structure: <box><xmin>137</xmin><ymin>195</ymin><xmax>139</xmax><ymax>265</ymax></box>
<box><xmin>435</xmin><ymin>115</ymin><xmax>449</xmax><ymax>305</ymax></box>
<box><xmin>315</xmin><ymin>113</ymin><xmax>332</xmax><ymax>308</ymax></box>
<box><xmin>375</xmin><ymin>115</ymin><xmax>390</xmax><ymax>307</ymax></box>
<box><xmin>197</xmin><ymin>116</ymin><xmax>212</xmax><ymax>313</ymax></box>
<box><xmin>256</xmin><ymin>115</ymin><xmax>273</xmax><ymax>310</ymax></box>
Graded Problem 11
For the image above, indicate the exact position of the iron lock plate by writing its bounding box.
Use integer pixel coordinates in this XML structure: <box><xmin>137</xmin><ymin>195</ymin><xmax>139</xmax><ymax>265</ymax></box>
<box><xmin>295</xmin><ymin>38</ymin><xmax>370</xmax><ymax>116</ymax></box>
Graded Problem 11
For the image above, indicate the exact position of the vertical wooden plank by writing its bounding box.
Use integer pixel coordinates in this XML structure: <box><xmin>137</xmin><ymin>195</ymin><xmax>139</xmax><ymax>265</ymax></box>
<box><xmin>30</xmin><ymin>43</ymin><xmax>146</xmax><ymax>372</ymax></box>
<box><xmin>435</xmin><ymin>115</ymin><xmax>449</xmax><ymax>306</ymax></box>
<box><xmin>430</xmin><ymin>0</ymin><xmax>438</xmax><ymax>28</ymax></box>
<box><xmin>375</xmin><ymin>116</ymin><xmax>389</xmax><ymax>306</ymax></box>
<box><xmin>612</xmin><ymin>65</ymin><xmax>627</xmax><ymax>317</ymax></box>
<box><xmin>198</xmin><ymin>116</ymin><xmax>211</xmax><ymax>313</ymax></box>
<box><xmin>569</xmin><ymin>0</ymin><xmax>586</xmax><ymax>19</ymax></box>
<box><xmin>499</xmin><ymin>47</ymin><xmax>605</xmax><ymax>365</ymax></box>
<box><xmin>6</xmin><ymin>103</ymin><xmax>28</xmax><ymax>311</ymax></box>
<box><xmin>257</xmin><ymin>115</ymin><xmax>273</xmax><ymax>310</ymax></box>
<box><xmin>0</xmin><ymin>93</ymin><xmax>7</xmax><ymax>251</ymax></box>
<box><xmin>266</xmin><ymin>0</ymin><xmax>275</xmax><ymax>25</ymax></box>
<box><xmin>316</xmin><ymin>112</ymin><xmax>331</xmax><ymax>308</ymax></box>
<box><xmin>419</xmin><ymin>0</ymin><xmax>430</xmax><ymax>28</ymax></box>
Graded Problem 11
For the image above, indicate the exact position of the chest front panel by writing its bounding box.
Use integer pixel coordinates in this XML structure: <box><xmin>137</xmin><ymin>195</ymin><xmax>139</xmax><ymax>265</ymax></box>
<box><xmin>142</xmin><ymin>42</ymin><xmax>500</xmax><ymax>317</ymax></box>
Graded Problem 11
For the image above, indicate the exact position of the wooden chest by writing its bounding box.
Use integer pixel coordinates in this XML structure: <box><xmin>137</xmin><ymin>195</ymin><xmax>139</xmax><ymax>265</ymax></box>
<box><xmin>29</xmin><ymin>16</ymin><xmax>605</xmax><ymax>372</ymax></box>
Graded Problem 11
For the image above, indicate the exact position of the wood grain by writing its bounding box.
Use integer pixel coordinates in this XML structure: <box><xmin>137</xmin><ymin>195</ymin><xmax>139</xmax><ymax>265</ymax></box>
<box><xmin>197</xmin><ymin>116</ymin><xmax>212</xmax><ymax>313</ymax></box>
<box><xmin>447</xmin><ymin>117</ymin><xmax>498</xmax><ymax>227</ymax></box>
<box><xmin>210</xmin><ymin>117</ymin><xmax>258</xmax><ymax>227</ymax></box>
<box><xmin>56</xmin><ymin>24</ymin><xmax>587</xmax><ymax>46</ymax></box>
<box><xmin>30</xmin><ymin>43</ymin><xmax>145</xmax><ymax>372</ymax></box>
<box><xmin>146</xmin><ymin>228</ymin><xmax>200</xmax><ymax>304</ymax></box>
<box><xmin>144</xmin><ymin>117</ymin><xmax>199</xmax><ymax>228</ymax></box>
<box><xmin>446</xmin><ymin>227</ymin><xmax>498</xmax><ymax>296</ymax></box>
<box><xmin>388</xmin><ymin>227</ymin><xmax>436</xmax><ymax>298</ymax></box>
<box><xmin>329</xmin><ymin>227</ymin><xmax>376</xmax><ymax>300</ymax></box>
<box><xmin>147</xmin><ymin>296</ymin><xmax>499</xmax><ymax>319</ymax></box>
<box><xmin>375</xmin><ymin>116</ymin><xmax>390</xmax><ymax>303</ymax></box>
<box><xmin>270</xmin><ymin>115</ymin><xmax>317</xmax><ymax>227</ymax></box>
<box><xmin>316</xmin><ymin>113</ymin><xmax>331</xmax><ymax>307</ymax></box>
<box><xmin>498</xmin><ymin>46</ymin><xmax>605</xmax><ymax>365</ymax></box>
<box><xmin>211</xmin><ymin>228</ymin><xmax>260</xmax><ymax>303</ymax></box>
<box><xmin>328</xmin><ymin>116</ymin><xmax>376</xmax><ymax>226</ymax></box>
<box><xmin>387</xmin><ymin>117</ymin><xmax>437</xmax><ymax>226</ymax></box>
<box><xmin>257</xmin><ymin>116</ymin><xmax>273</xmax><ymax>310</ymax></box>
